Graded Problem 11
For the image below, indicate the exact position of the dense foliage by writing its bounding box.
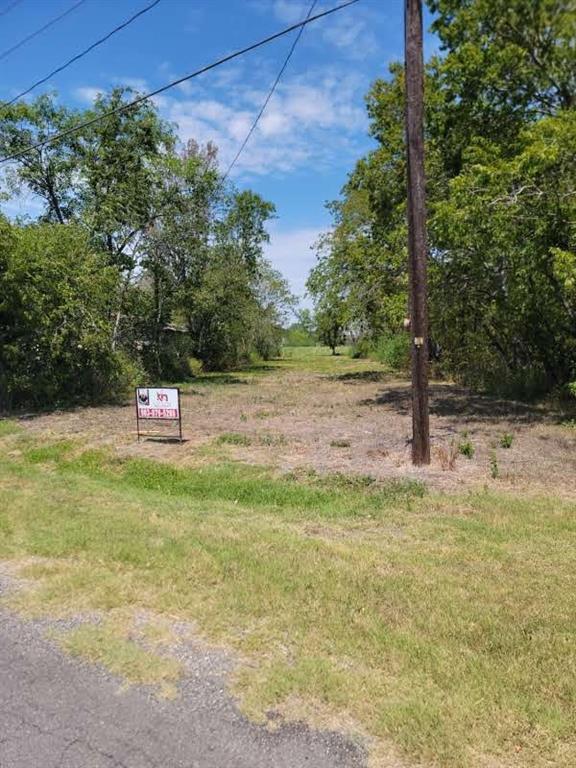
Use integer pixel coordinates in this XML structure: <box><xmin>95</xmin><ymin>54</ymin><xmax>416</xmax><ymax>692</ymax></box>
<box><xmin>307</xmin><ymin>0</ymin><xmax>576</xmax><ymax>396</ymax></box>
<box><xmin>0</xmin><ymin>91</ymin><xmax>293</xmax><ymax>408</ymax></box>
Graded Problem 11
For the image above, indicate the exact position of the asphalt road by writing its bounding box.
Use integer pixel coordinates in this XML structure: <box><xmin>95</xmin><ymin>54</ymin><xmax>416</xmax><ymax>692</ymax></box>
<box><xmin>0</xmin><ymin>605</ymin><xmax>366</xmax><ymax>768</ymax></box>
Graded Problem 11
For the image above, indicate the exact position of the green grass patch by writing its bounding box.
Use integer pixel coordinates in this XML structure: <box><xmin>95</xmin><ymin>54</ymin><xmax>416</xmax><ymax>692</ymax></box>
<box><xmin>216</xmin><ymin>432</ymin><xmax>253</xmax><ymax>446</ymax></box>
<box><xmin>0</xmin><ymin>419</ymin><xmax>22</xmax><ymax>437</ymax></box>
<box><xmin>0</xmin><ymin>435</ymin><xmax>575</xmax><ymax>767</ymax></box>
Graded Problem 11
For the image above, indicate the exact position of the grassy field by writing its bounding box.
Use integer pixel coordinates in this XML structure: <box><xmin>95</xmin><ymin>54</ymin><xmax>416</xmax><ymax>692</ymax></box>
<box><xmin>1</xmin><ymin>348</ymin><xmax>575</xmax><ymax>767</ymax></box>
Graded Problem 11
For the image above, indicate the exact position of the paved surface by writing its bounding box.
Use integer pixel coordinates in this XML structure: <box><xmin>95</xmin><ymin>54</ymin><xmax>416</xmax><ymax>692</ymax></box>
<box><xmin>0</xmin><ymin>603</ymin><xmax>366</xmax><ymax>768</ymax></box>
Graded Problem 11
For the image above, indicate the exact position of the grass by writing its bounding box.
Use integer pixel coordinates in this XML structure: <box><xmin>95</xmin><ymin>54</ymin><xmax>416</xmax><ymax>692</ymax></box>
<box><xmin>55</xmin><ymin>620</ymin><xmax>182</xmax><ymax>697</ymax></box>
<box><xmin>1</xmin><ymin>424</ymin><xmax>575</xmax><ymax>767</ymax></box>
<box><xmin>216</xmin><ymin>432</ymin><xmax>253</xmax><ymax>446</ymax></box>
<box><xmin>0</xmin><ymin>419</ymin><xmax>22</xmax><ymax>437</ymax></box>
<box><xmin>0</xmin><ymin>347</ymin><xmax>574</xmax><ymax>766</ymax></box>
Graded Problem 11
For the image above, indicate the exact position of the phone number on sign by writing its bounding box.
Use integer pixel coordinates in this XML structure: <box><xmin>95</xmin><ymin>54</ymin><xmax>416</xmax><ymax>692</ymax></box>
<box><xmin>138</xmin><ymin>407</ymin><xmax>178</xmax><ymax>419</ymax></box>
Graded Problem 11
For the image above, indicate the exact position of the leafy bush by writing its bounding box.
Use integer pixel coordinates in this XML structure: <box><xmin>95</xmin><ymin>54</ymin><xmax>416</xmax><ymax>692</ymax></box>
<box><xmin>283</xmin><ymin>326</ymin><xmax>316</xmax><ymax>347</ymax></box>
<box><xmin>500</xmin><ymin>433</ymin><xmax>514</xmax><ymax>449</ymax></box>
<box><xmin>459</xmin><ymin>439</ymin><xmax>475</xmax><ymax>459</ymax></box>
<box><xmin>0</xmin><ymin>222</ymin><xmax>134</xmax><ymax>409</ymax></box>
<box><xmin>349</xmin><ymin>337</ymin><xmax>373</xmax><ymax>359</ymax></box>
<box><xmin>372</xmin><ymin>334</ymin><xmax>410</xmax><ymax>371</ymax></box>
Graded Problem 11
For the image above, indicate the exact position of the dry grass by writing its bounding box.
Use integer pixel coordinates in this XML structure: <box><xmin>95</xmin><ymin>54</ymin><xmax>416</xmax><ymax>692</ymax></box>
<box><xmin>434</xmin><ymin>440</ymin><xmax>459</xmax><ymax>470</ymax></box>
<box><xmin>2</xmin><ymin>348</ymin><xmax>576</xmax><ymax>767</ymax></box>
<box><xmin>54</xmin><ymin>617</ymin><xmax>182</xmax><ymax>698</ymax></box>
<box><xmin>13</xmin><ymin>347</ymin><xmax>576</xmax><ymax>497</ymax></box>
<box><xmin>1</xmin><ymin>421</ymin><xmax>576</xmax><ymax>767</ymax></box>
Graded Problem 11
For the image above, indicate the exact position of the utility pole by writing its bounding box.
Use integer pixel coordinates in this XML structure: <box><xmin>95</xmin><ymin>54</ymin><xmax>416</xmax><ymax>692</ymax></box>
<box><xmin>404</xmin><ymin>0</ymin><xmax>430</xmax><ymax>465</ymax></box>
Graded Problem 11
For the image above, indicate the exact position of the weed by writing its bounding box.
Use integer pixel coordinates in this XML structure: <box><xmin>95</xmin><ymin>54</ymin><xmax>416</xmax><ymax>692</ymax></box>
<box><xmin>216</xmin><ymin>432</ymin><xmax>252</xmax><ymax>446</ymax></box>
<box><xmin>330</xmin><ymin>439</ymin><xmax>351</xmax><ymax>448</ymax></box>
<box><xmin>489</xmin><ymin>451</ymin><xmax>500</xmax><ymax>479</ymax></box>
<box><xmin>254</xmin><ymin>410</ymin><xmax>274</xmax><ymax>420</ymax></box>
<box><xmin>500</xmin><ymin>433</ymin><xmax>514</xmax><ymax>449</ymax></box>
<box><xmin>435</xmin><ymin>440</ymin><xmax>459</xmax><ymax>470</ymax></box>
<box><xmin>458</xmin><ymin>439</ymin><xmax>475</xmax><ymax>459</ymax></box>
<box><xmin>258</xmin><ymin>433</ymin><xmax>287</xmax><ymax>446</ymax></box>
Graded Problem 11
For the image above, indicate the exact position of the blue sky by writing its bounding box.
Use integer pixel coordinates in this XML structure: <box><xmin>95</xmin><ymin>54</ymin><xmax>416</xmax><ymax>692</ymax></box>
<box><xmin>0</xmin><ymin>0</ymin><xmax>437</xmax><ymax>304</ymax></box>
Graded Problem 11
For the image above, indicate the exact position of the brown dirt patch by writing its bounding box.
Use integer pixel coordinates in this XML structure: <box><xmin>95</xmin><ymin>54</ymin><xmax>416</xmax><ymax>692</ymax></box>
<box><xmin>16</xmin><ymin>356</ymin><xmax>576</xmax><ymax>497</ymax></box>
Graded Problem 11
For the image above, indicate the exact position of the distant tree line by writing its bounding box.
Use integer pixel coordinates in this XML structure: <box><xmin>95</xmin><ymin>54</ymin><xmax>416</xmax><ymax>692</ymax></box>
<box><xmin>0</xmin><ymin>91</ymin><xmax>294</xmax><ymax>410</ymax></box>
<box><xmin>307</xmin><ymin>0</ymin><xmax>575</xmax><ymax>398</ymax></box>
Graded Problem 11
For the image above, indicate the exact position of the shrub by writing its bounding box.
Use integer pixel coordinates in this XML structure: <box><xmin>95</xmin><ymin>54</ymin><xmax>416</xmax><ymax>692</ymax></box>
<box><xmin>459</xmin><ymin>439</ymin><xmax>475</xmax><ymax>459</ymax></box>
<box><xmin>372</xmin><ymin>334</ymin><xmax>410</xmax><ymax>371</ymax></box>
<box><xmin>500</xmin><ymin>433</ymin><xmax>514</xmax><ymax>449</ymax></box>
<box><xmin>0</xmin><ymin>222</ymin><xmax>136</xmax><ymax>409</ymax></box>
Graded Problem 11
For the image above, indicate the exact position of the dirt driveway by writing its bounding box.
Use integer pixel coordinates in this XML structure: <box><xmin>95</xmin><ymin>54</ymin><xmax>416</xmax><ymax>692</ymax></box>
<box><xmin>18</xmin><ymin>349</ymin><xmax>576</xmax><ymax>496</ymax></box>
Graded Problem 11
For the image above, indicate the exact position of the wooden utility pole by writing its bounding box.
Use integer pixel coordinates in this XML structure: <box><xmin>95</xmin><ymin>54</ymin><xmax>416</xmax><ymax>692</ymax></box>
<box><xmin>404</xmin><ymin>0</ymin><xmax>430</xmax><ymax>465</ymax></box>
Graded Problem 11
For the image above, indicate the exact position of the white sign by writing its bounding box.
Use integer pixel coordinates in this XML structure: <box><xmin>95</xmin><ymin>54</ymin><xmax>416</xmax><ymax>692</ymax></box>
<box><xmin>136</xmin><ymin>387</ymin><xmax>179</xmax><ymax>420</ymax></box>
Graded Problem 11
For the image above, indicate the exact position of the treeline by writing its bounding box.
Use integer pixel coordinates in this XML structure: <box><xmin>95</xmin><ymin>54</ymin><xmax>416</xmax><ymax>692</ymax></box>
<box><xmin>0</xmin><ymin>91</ymin><xmax>294</xmax><ymax>410</ymax></box>
<box><xmin>308</xmin><ymin>0</ymin><xmax>576</xmax><ymax>398</ymax></box>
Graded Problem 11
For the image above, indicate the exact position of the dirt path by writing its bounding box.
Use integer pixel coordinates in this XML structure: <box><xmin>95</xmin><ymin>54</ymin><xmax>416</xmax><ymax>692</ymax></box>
<box><xmin>18</xmin><ymin>350</ymin><xmax>576</xmax><ymax>496</ymax></box>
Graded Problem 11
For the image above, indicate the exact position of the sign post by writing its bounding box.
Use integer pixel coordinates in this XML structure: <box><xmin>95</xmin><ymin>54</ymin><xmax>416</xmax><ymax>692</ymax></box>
<box><xmin>135</xmin><ymin>387</ymin><xmax>182</xmax><ymax>442</ymax></box>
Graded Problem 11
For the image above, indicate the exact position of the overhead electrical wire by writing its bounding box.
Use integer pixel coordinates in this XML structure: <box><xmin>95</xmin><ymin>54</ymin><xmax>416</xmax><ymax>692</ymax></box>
<box><xmin>223</xmin><ymin>0</ymin><xmax>317</xmax><ymax>181</ymax></box>
<box><xmin>0</xmin><ymin>0</ymin><xmax>86</xmax><ymax>63</ymax></box>
<box><xmin>3</xmin><ymin>0</ymin><xmax>162</xmax><ymax>110</ymax></box>
<box><xmin>0</xmin><ymin>0</ymin><xmax>360</xmax><ymax>166</ymax></box>
<box><xmin>0</xmin><ymin>0</ymin><xmax>25</xmax><ymax>19</ymax></box>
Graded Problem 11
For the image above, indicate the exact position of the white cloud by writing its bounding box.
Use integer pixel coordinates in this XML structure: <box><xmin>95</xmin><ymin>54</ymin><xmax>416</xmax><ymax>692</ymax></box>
<box><xmin>270</xmin><ymin>0</ymin><xmax>381</xmax><ymax>60</ymax></box>
<box><xmin>161</xmin><ymin>69</ymin><xmax>367</xmax><ymax>178</ymax></box>
<box><xmin>321</xmin><ymin>15</ymin><xmax>379</xmax><ymax>59</ymax></box>
<box><xmin>114</xmin><ymin>77</ymin><xmax>149</xmax><ymax>92</ymax></box>
<box><xmin>74</xmin><ymin>86</ymin><xmax>104</xmax><ymax>103</ymax></box>
<box><xmin>272</xmin><ymin>0</ymin><xmax>308</xmax><ymax>24</ymax></box>
<box><xmin>264</xmin><ymin>224</ymin><xmax>325</xmax><ymax>302</ymax></box>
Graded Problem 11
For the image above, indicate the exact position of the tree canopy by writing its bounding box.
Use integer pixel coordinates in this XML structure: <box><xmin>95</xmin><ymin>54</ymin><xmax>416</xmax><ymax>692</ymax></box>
<box><xmin>307</xmin><ymin>0</ymin><xmax>576</xmax><ymax>397</ymax></box>
<box><xmin>0</xmin><ymin>90</ymin><xmax>293</xmax><ymax>408</ymax></box>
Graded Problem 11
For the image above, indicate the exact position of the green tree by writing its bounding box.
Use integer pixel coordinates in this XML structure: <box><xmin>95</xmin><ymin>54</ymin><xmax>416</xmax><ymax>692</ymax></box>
<box><xmin>0</xmin><ymin>219</ymin><xmax>136</xmax><ymax>409</ymax></box>
<box><xmin>307</xmin><ymin>0</ymin><xmax>575</xmax><ymax>394</ymax></box>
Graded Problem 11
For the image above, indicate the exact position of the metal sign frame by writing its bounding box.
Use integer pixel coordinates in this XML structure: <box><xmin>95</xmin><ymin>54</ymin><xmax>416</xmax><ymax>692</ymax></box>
<box><xmin>135</xmin><ymin>387</ymin><xmax>183</xmax><ymax>443</ymax></box>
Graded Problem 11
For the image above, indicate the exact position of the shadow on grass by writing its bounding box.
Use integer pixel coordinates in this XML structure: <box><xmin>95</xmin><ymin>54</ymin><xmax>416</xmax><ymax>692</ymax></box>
<box><xmin>138</xmin><ymin>436</ymin><xmax>189</xmax><ymax>444</ymax></box>
<box><xmin>361</xmin><ymin>384</ymin><xmax>562</xmax><ymax>424</ymax></box>
<box><xmin>328</xmin><ymin>370</ymin><xmax>388</xmax><ymax>383</ymax></box>
<box><xmin>184</xmin><ymin>374</ymin><xmax>250</xmax><ymax>387</ymax></box>
<box><xmin>7</xmin><ymin>401</ymin><xmax>134</xmax><ymax>423</ymax></box>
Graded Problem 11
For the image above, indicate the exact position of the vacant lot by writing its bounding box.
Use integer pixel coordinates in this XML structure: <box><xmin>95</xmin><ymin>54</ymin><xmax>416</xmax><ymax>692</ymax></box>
<box><xmin>1</xmin><ymin>348</ymin><xmax>576</xmax><ymax>767</ymax></box>
<box><xmin>19</xmin><ymin>346</ymin><xmax>576</xmax><ymax>496</ymax></box>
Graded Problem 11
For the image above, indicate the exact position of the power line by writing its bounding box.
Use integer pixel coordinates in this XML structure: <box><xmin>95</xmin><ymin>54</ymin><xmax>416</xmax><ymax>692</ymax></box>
<box><xmin>0</xmin><ymin>0</ymin><xmax>86</xmax><ymax>63</ymax></box>
<box><xmin>0</xmin><ymin>0</ymin><xmax>360</xmax><ymax>166</ymax></box>
<box><xmin>0</xmin><ymin>0</ymin><xmax>25</xmax><ymax>19</ymax></box>
<box><xmin>223</xmin><ymin>0</ymin><xmax>317</xmax><ymax>180</ymax></box>
<box><xmin>3</xmin><ymin>0</ymin><xmax>162</xmax><ymax>111</ymax></box>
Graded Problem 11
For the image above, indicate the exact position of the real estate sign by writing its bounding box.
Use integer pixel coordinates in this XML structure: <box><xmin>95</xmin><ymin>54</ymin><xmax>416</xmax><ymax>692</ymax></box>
<box><xmin>136</xmin><ymin>387</ymin><xmax>180</xmax><ymax>420</ymax></box>
<box><xmin>135</xmin><ymin>387</ymin><xmax>182</xmax><ymax>442</ymax></box>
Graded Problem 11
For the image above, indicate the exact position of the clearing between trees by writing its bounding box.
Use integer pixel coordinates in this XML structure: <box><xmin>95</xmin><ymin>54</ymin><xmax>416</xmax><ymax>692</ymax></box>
<box><xmin>1</xmin><ymin>347</ymin><xmax>575</xmax><ymax>768</ymax></box>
